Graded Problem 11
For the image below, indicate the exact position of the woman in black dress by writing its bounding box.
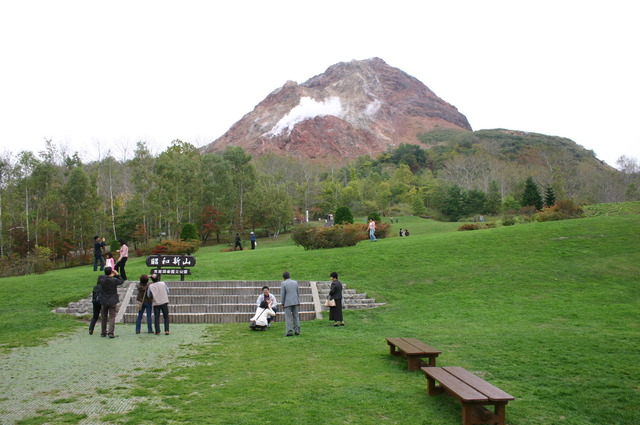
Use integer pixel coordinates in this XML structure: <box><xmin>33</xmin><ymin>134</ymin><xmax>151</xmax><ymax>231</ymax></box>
<box><xmin>328</xmin><ymin>271</ymin><xmax>344</xmax><ymax>326</ymax></box>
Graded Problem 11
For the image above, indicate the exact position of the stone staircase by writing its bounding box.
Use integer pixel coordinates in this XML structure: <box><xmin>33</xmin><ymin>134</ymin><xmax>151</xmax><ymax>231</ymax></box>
<box><xmin>119</xmin><ymin>280</ymin><xmax>384</xmax><ymax>324</ymax></box>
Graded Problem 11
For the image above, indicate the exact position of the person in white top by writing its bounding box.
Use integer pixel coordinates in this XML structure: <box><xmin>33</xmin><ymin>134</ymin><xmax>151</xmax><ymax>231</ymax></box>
<box><xmin>250</xmin><ymin>301</ymin><xmax>275</xmax><ymax>329</ymax></box>
<box><xmin>256</xmin><ymin>286</ymin><xmax>278</xmax><ymax>326</ymax></box>
<box><xmin>148</xmin><ymin>274</ymin><xmax>170</xmax><ymax>335</ymax></box>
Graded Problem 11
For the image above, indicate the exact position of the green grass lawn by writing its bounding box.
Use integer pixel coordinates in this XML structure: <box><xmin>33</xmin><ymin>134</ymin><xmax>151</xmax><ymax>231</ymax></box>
<box><xmin>1</xmin><ymin>214</ymin><xmax>639</xmax><ymax>424</ymax></box>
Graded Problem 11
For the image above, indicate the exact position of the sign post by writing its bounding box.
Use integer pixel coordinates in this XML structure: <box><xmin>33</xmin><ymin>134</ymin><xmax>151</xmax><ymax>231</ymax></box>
<box><xmin>145</xmin><ymin>255</ymin><xmax>196</xmax><ymax>281</ymax></box>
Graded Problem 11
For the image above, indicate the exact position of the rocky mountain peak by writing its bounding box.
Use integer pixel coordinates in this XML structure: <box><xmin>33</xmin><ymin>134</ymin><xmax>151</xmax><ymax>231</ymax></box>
<box><xmin>202</xmin><ymin>58</ymin><xmax>472</xmax><ymax>159</ymax></box>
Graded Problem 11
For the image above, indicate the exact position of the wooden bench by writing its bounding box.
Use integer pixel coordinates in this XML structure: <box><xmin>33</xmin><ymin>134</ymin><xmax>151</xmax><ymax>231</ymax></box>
<box><xmin>385</xmin><ymin>337</ymin><xmax>441</xmax><ymax>371</ymax></box>
<box><xmin>422</xmin><ymin>366</ymin><xmax>514</xmax><ymax>425</ymax></box>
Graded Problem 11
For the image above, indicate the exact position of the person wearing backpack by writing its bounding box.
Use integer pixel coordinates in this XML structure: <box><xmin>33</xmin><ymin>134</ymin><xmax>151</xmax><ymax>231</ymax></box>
<box><xmin>135</xmin><ymin>274</ymin><xmax>153</xmax><ymax>334</ymax></box>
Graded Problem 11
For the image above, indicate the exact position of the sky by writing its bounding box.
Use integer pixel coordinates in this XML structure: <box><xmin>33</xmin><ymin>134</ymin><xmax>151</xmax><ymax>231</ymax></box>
<box><xmin>1</xmin><ymin>1</ymin><xmax>638</xmax><ymax>168</ymax></box>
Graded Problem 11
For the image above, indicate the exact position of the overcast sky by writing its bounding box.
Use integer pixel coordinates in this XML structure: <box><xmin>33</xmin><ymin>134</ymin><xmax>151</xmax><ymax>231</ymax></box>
<box><xmin>1</xmin><ymin>1</ymin><xmax>638</xmax><ymax>168</ymax></box>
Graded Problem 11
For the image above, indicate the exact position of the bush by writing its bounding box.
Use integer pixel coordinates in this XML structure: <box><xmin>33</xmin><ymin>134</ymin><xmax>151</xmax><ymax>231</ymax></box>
<box><xmin>535</xmin><ymin>199</ymin><xmax>584</xmax><ymax>222</ymax></box>
<box><xmin>367</xmin><ymin>212</ymin><xmax>382</xmax><ymax>223</ymax></box>
<box><xmin>292</xmin><ymin>223</ymin><xmax>367</xmax><ymax>250</ymax></box>
<box><xmin>334</xmin><ymin>207</ymin><xmax>354</xmax><ymax>225</ymax></box>
<box><xmin>458</xmin><ymin>224</ymin><xmax>481</xmax><ymax>231</ymax></box>
<box><xmin>180</xmin><ymin>223</ymin><xmax>199</xmax><ymax>241</ymax></box>
<box><xmin>150</xmin><ymin>239</ymin><xmax>200</xmax><ymax>255</ymax></box>
<box><xmin>502</xmin><ymin>217</ymin><xmax>516</xmax><ymax>226</ymax></box>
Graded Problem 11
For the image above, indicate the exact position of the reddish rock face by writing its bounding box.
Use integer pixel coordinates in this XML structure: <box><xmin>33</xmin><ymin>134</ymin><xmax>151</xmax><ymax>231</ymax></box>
<box><xmin>202</xmin><ymin>57</ymin><xmax>472</xmax><ymax>160</ymax></box>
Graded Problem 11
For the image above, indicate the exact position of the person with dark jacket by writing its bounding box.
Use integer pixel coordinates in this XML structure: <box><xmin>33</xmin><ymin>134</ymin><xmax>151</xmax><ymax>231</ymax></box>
<box><xmin>135</xmin><ymin>274</ymin><xmax>153</xmax><ymax>334</ymax></box>
<box><xmin>93</xmin><ymin>236</ymin><xmax>106</xmax><ymax>271</ymax></box>
<box><xmin>98</xmin><ymin>266</ymin><xmax>124</xmax><ymax>338</ymax></box>
<box><xmin>88</xmin><ymin>282</ymin><xmax>103</xmax><ymax>335</ymax></box>
<box><xmin>328</xmin><ymin>271</ymin><xmax>344</xmax><ymax>326</ymax></box>
<box><xmin>234</xmin><ymin>233</ymin><xmax>243</xmax><ymax>251</ymax></box>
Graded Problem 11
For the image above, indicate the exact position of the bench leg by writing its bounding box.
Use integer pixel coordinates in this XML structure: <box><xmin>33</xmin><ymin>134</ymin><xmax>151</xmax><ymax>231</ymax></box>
<box><xmin>425</xmin><ymin>375</ymin><xmax>444</xmax><ymax>396</ymax></box>
<box><xmin>407</xmin><ymin>356</ymin><xmax>422</xmax><ymax>371</ymax></box>
<box><xmin>388</xmin><ymin>343</ymin><xmax>400</xmax><ymax>356</ymax></box>
<box><xmin>461</xmin><ymin>403</ymin><xmax>476</xmax><ymax>425</ymax></box>
<box><xmin>493</xmin><ymin>403</ymin><xmax>507</xmax><ymax>425</ymax></box>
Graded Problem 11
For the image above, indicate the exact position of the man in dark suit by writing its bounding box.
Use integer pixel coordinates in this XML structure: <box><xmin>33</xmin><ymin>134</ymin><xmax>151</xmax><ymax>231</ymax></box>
<box><xmin>98</xmin><ymin>266</ymin><xmax>124</xmax><ymax>338</ymax></box>
<box><xmin>280</xmin><ymin>271</ymin><xmax>300</xmax><ymax>336</ymax></box>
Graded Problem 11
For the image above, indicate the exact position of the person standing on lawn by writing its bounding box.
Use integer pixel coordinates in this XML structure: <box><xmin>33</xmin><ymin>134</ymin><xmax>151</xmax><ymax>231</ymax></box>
<box><xmin>148</xmin><ymin>273</ymin><xmax>170</xmax><ymax>335</ymax></box>
<box><xmin>93</xmin><ymin>236</ymin><xmax>106</xmax><ymax>271</ymax></box>
<box><xmin>328</xmin><ymin>271</ymin><xmax>345</xmax><ymax>327</ymax></box>
<box><xmin>368</xmin><ymin>218</ymin><xmax>377</xmax><ymax>241</ymax></box>
<box><xmin>98</xmin><ymin>266</ymin><xmax>124</xmax><ymax>338</ymax></box>
<box><xmin>280</xmin><ymin>271</ymin><xmax>300</xmax><ymax>336</ymax></box>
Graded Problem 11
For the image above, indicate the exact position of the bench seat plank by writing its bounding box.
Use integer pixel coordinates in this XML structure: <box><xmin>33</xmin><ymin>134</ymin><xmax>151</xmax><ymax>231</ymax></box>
<box><xmin>422</xmin><ymin>367</ymin><xmax>488</xmax><ymax>402</ymax></box>
<box><xmin>444</xmin><ymin>367</ymin><xmax>514</xmax><ymax>402</ymax></box>
<box><xmin>386</xmin><ymin>338</ymin><xmax>426</xmax><ymax>355</ymax></box>
<box><xmin>402</xmin><ymin>338</ymin><xmax>442</xmax><ymax>355</ymax></box>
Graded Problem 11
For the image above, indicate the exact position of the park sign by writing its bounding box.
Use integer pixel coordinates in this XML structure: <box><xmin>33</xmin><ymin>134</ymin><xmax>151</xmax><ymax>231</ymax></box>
<box><xmin>146</xmin><ymin>255</ymin><xmax>196</xmax><ymax>281</ymax></box>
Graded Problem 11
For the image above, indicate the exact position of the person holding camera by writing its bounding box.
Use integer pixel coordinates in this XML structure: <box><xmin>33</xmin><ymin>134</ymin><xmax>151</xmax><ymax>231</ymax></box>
<box><xmin>256</xmin><ymin>286</ymin><xmax>278</xmax><ymax>326</ymax></box>
<box><xmin>93</xmin><ymin>236</ymin><xmax>106</xmax><ymax>271</ymax></box>
<box><xmin>98</xmin><ymin>266</ymin><xmax>124</xmax><ymax>338</ymax></box>
<box><xmin>249</xmin><ymin>300</ymin><xmax>275</xmax><ymax>330</ymax></box>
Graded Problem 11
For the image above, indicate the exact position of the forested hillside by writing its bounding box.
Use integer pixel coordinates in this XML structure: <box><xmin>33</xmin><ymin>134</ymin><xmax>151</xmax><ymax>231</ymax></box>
<box><xmin>0</xmin><ymin>132</ymin><xmax>637</xmax><ymax>272</ymax></box>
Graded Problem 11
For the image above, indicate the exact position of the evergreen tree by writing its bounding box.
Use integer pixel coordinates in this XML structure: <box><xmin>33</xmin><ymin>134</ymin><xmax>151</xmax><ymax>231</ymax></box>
<box><xmin>334</xmin><ymin>206</ymin><xmax>354</xmax><ymax>224</ymax></box>
<box><xmin>180</xmin><ymin>223</ymin><xmax>199</xmax><ymax>241</ymax></box>
<box><xmin>544</xmin><ymin>185</ymin><xmax>556</xmax><ymax>207</ymax></box>
<box><xmin>487</xmin><ymin>180</ymin><xmax>502</xmax><ymax>214</ymax></box>
<box><xmin>521</xmin><ymin>177</ymin><xmax>543</xmax><ymax>210</ymax></box>
<box><xmin>367</xmin><ymin>211</ymin><xmax>382</xmax><ymax>223</ymax></box>
<box><xmin>441</xmin><ymin>185</ymin><xmax>466</xmax><ymax>222</ymax></box>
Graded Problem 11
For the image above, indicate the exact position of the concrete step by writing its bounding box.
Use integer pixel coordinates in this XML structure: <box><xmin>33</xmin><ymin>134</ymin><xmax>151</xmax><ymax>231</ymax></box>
<box><xmin>56</xmin><ymin>280</ymin><xmax>384</xmax><ymax>322</ymax></box>
<box><xmin>124</xmin><ymin>302</ymin><xmax>316</xmax><ymax>314</ymax></box>
<box><xmin>122</xmin><ymin>311</ymin><xmax>317</xmax><ymax>324</ymax></box>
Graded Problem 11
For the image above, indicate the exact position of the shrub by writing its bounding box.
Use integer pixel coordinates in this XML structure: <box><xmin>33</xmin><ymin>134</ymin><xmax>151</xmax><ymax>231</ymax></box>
<box><xmin>334</xmin><ymin>207</ymin><xmax>354</xmax><ymax>225</ymax></box>
<box><xmin>150</xmin><ymin>239</ymin><xmax>200</xmax><ymax>255</ymax></box>
<box><xmin>502</xmin><ymin>217</ymin><xmax>516</xmax><ymax>226</ymax></box>
<box><xmin>109</xmin><ymin>240</ymin><xmax>120</xmax><ymax>252</ymax></box>
<box><xmin>367</xmin><ymin>212</ymin><xmax>382</xmax><ymax>223</ymax></box>
<box><xmin>535</xmin><ymin>199</ymin><xmax>584</xmax><ymax>222</ymax></box>
<box><xmin>180</xmin><ymin>223</ymin><xmax>199</xmax><ymax>241</ymax></box>
<box><xmin>292</xmin><ymin>223</ymin><xmax>367</xmax><ymax>250</ymax></box>
<box><xmin>458</xmin><ymin>224</ymin><xmax>481</xmax><ymax>231</ymax></box>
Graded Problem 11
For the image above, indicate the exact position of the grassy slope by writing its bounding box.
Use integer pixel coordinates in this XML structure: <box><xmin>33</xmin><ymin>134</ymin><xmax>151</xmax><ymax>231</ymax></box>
<box><xmin>2</xmin><ymin>215</ymin><xmax>639</xmax><ymax>424</ymax></box>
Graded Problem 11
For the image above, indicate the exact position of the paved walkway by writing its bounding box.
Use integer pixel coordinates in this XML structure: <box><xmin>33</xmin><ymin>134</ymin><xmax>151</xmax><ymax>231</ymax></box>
<box><xmin>0</xmin><ymin>324</ymin><xmax>211</xmax><ymax>424</ymax></box>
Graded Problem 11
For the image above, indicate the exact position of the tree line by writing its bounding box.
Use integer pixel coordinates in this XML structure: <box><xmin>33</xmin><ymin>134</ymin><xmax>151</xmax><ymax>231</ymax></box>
<box><xmin>0</xmin><ymin>133</ymin><xmax>637</xmax><ymax>265</ymax></box>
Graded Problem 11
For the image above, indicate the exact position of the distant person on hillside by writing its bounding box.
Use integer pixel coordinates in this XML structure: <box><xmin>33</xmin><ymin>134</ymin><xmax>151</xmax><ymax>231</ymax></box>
<box><xmin>148</xmin><ymin>274</ymin><xmax>170</xmax><ymax>335</ymax></box>
<box><xmin>280</xmin><ymin>271</ymin><xmax>300</xmax><ymax>336</ymax></box>
<box><xmin>234</xmin><ymin>233</ymin><xmax>243</xmax><ymax>251</ymax></box>
<box><xmin>399</xmin><ymin>229</ymin><xmax>404</xmax><ymax>237</ymax></box>
<box><xmin>250</xmin><ymin>231</ymin><xmax>256</xmax><ymax>250</ymax></box>
<box><xmin>256</xmin><ymin>286</ymin><xmax>278</xmax><ymax>326</ymax></box>
<box><xmin>93</xmin><ymin>236</ymin><xmax>106</xmax><ymax>271</ymax></box>
<box><xmin>328</xmin><ymin>271</ymin><xmax>344</xmax><ymax>327</ymax></box>
<box><xmin>98</xmin><ymin>266</ymin><xmax>124</xmax><ymax>338</ymax></box>
<box><xmin>114</xmin><ymin>238</ymin><xmax>129</xmax><ymax>280</ymax></box>
<box><xmin>404</xmin><ymin>229</ymin><xmax>410</xmax><ymax>236</ymax></box>
<box><xmin>135</xmin><ymin>274</ymin><xmax>153</xmax><ymax>334</ymax></box>
<box><xmin>104</xmin><ymin>252</ymin><xmax>115</xmax><ymax>269</ymax></box>
<box><xmin>368</xmin><ymin>218</ymin><xmax>377</xmax><ymax>242</ymax></box>
<box><xmin>249</xmin><ymin>300</ymin><xmax>275</xmax><ymax>330</ymax></box>
<box><xmin>480</xmin><ymin>215</ymin><xmax>485</xmax><ymax>223</ymax></box>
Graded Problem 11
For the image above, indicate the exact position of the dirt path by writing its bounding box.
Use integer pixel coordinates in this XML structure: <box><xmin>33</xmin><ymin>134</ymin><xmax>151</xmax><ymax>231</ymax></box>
<box><xmin>0</xmin><ymin>324</ymin><xmax>211</xmax><ymax>424</ymax></box>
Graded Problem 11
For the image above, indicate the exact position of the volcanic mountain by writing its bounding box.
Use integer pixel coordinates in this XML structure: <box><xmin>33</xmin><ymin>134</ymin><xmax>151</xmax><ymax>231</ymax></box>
<box><xmin>202</xmin><ymin>57</ymin><xmax>472</xmax><ymax>159</ymax></box>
